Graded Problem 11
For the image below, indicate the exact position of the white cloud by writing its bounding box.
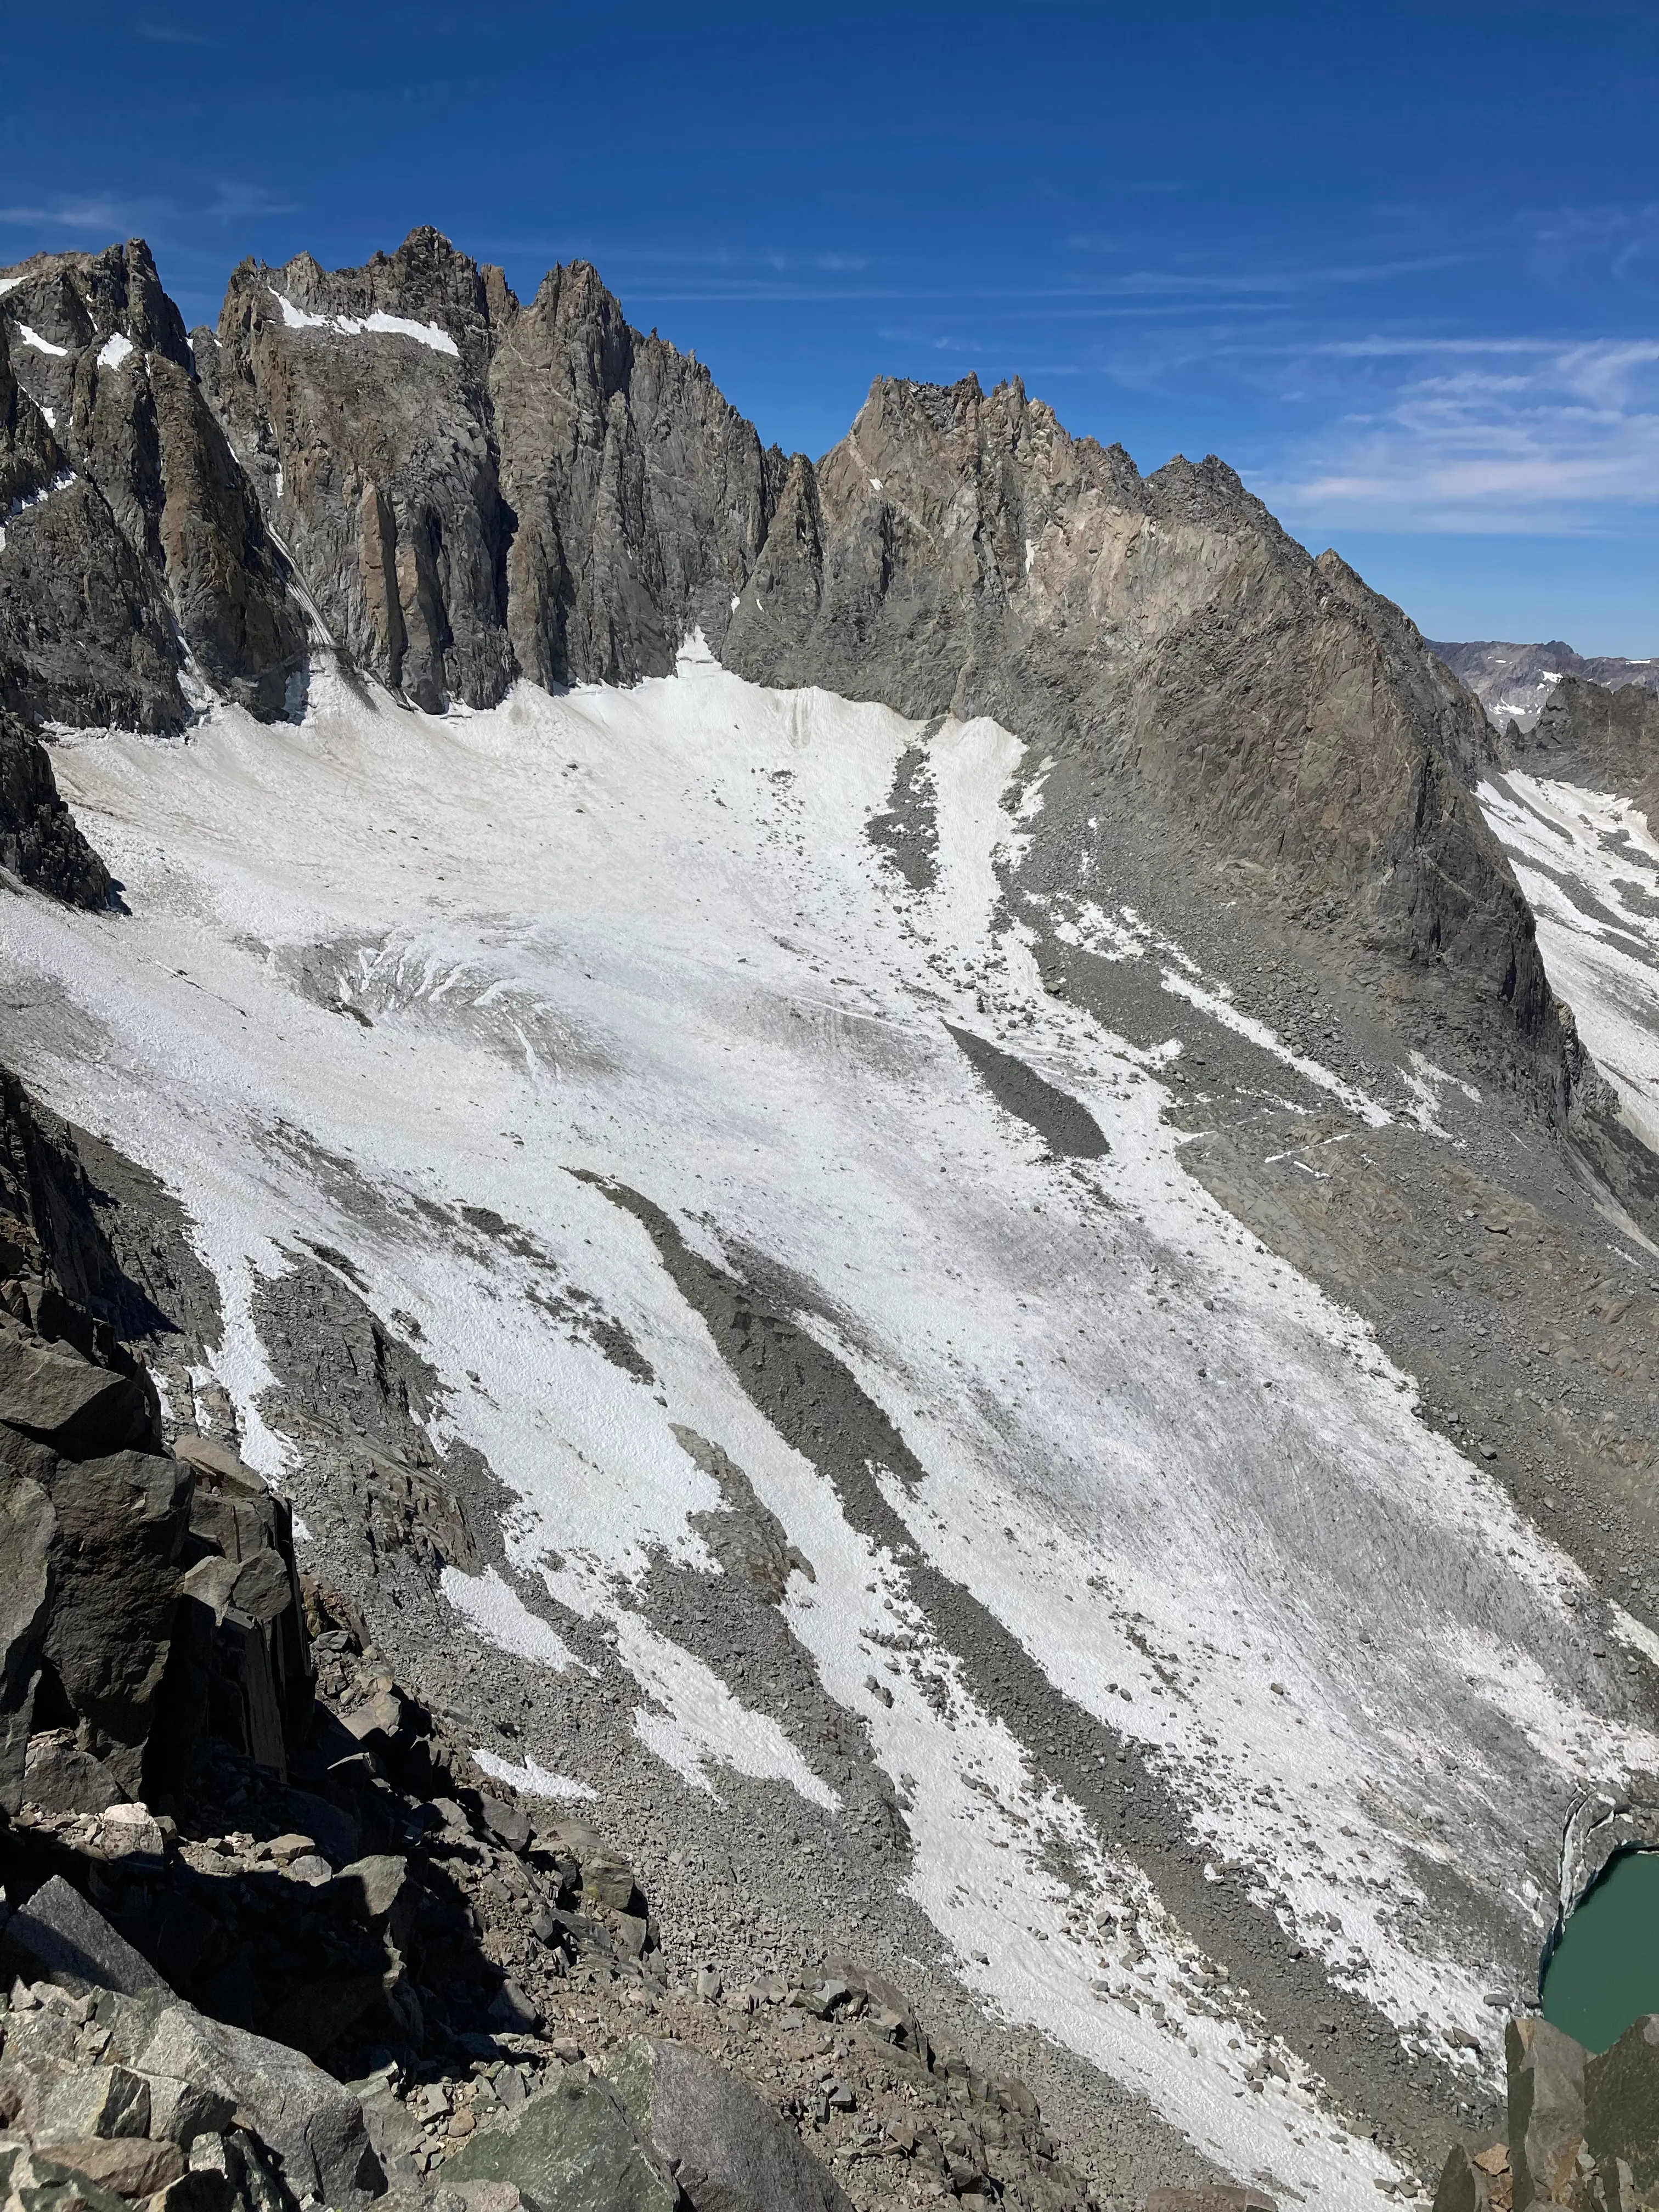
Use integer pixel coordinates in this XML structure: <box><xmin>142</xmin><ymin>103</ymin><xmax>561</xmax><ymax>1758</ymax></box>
<box><xmin>1262</xmin><ymin>333</ymin><xmax>1659</xmax><ymax>532</ymax></box>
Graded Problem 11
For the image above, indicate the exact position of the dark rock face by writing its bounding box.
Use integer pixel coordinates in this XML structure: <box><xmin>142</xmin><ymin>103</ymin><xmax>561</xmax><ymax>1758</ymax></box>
<box><xmin>0</xmin><ymin>1065</ymin><xmax>316</xmax><ymax>1805</ymax></box>
<box><xmin>0</xmin><ymin>712</ymin><xmax>109</xmax><ymax>908</ymax></box>
<box><xmin>198</xmin><ymin>228</ymin><xmax>781</xmax><ymax>710</ymax></box>
<box><xmin>1504</xmin><ymin>672</ymin><xmax>1659</xmax><ymax>821</ymax></box>
<box><xmin>0</xmin><ymin>241</ymin><xmax>304</xmax><ymax>727</ymax></box>
<box><xmin>0</xmin><ymin>313</ymin><xmax>185</xmax><ymax>737</ymax></box>
<box><xmin>723</xmin><ymin>373</ymin><xmax>1560</xmax><ymax>1096</ymax></box>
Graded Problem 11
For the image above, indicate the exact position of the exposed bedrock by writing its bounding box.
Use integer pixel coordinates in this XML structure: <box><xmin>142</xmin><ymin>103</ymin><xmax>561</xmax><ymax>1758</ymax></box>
<box><xmin>723</xmin><ymin>372</ymin><xmax>1566</xmax><ymax>1108</ymax></box>
<box><xmin>0</xmin><ymin>240</ymin><xmax>304</xmax><ymax>727</ymax></box>
<box><xmin>198</xmin><ymin>227</ymin><xmax>784</xmax><ymax>710</ymax></box>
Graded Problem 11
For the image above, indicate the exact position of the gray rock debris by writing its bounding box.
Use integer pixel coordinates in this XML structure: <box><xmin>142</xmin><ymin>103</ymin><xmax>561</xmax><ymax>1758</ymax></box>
<box><xmin>139</xmin><ymin>2005</ymin><xmax>382</xmax><ymax>2207</ymax></box>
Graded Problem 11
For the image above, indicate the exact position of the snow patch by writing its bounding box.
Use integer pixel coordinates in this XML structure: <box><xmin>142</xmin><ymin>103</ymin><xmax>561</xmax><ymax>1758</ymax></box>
<box><xmin>268</xmin><ymin>287</ymin><xmax>459</xmax><ymax>357</ymax></box>
<box><xmin>1481</xmin><ymin>774</ymin><xmax>1659</xmax><ymax>1151</ymax></box>
<box><xmin>97</xmin><ymin>332</ymin><xmax>135</xmax><ymax>371</ymax></box>
<box><xmin>615</xmin><ymin>1612</ymin><xmax>839</xmax><ymax>1810</ymax></box>
<box><xmin>441</xmin><ymin>1566</ymin><xmax>581</xmax><ymax>1671</ymax></box>
<box><xmin>15</xmin><ymin>324</ymin><xmax>66</xmax><ymax>358</ymax></box>
<box><xmin>473</xmin><ymin>1748</ymin><xmax>596</xmax><ymax>1801</ymax></box>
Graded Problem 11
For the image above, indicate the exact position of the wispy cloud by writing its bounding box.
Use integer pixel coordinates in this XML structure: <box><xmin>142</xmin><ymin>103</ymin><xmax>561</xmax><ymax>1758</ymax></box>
<box><xmin>1262</xmin><ymin>333</ymin><xmax>1659</xmax><ymax>532</ymax></box>
<box><xmin>1526</xmin><ymin>201</ymin><xmax>1659</xmax><ymax>289</ymax></box>
<box><xmin>132</xmin><ymin>11</ymin><xmax>223</xmax><ymax>44</ymax></box>
<box><xmin>0</xmin><ymin>198</ymin><xmax>142</xmax><ymax>235</ymax></box>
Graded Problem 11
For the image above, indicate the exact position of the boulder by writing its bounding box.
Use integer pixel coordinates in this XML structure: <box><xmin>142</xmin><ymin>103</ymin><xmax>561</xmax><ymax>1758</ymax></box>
<box><xmin>141</xmin><ymin>2075</ymin><xmax>238</xmax><ymax>2149</ymax></box>
<box><xmin>1432</xmin><ymin>2145</ymin><xmax>1495</xmax><ymax>2212</ymax></box>
<box><xmin>605</xmin><ymin>2039</ymin><xmax>852</xmax><ymax>2212</ymax></box>
<box><xmin>138</xmin><ymin>2005</ymin><xmax>382</xmax><ymax>2207</ymax></box>
<box><xmin>1508</xmin><ymin>2016</ymin><xmax>1588</xmax><ymax>2210</ymax></box>
<box><xmin>35</xmin><ymin>2135</ymin><xmax>185</xmax><ymax>2197</ymax></box>
<box><xmin>443</xmin><ymin>2072</ymin><xmax>676</xmax><ymax>2212</ymax></box>
<box><xmin>36</xmin><ymin>2065</ymin><xmax>150</xmax><ymax>2142</ymax></box>
<box><xmin>1585</xmin><ymin>2012</ymin><xmax>1659</xmax><ymax>2205</ymax></box>
<box><xmin>0</xmin><ymin>1332</ymin><xmax>151</xmax><ymax>1458</ymax></box>
<box><xmin>8</xmin><ymin>1876</ymin><xmax>170</xmax><ymax>2002</ymax></box>
<box><xmin>37</xmin><ymin>1450</ymin><xmax>192</xmax><ymax>1794</ymax></box>
<box><xmin>22</xmin><ymin>1731</ymin><xmax>127</xmax><ymax>1815</ymax></box>
<box><xmin>0</xmin><ymin>2141</ymin><xmax>132</xmax><ymax>2212</ymax></box>
<box><xmin>1</xmin><ymin>1469</ymin><xmax>53</xmax><ymax>1812</ymax></box>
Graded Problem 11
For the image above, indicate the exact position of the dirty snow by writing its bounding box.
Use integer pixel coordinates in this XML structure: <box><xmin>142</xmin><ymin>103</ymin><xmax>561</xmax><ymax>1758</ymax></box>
<box><xmin>0</xmin><ymin>652</ymin><xmax>1646</xmax><ymax>2204</ymax></box>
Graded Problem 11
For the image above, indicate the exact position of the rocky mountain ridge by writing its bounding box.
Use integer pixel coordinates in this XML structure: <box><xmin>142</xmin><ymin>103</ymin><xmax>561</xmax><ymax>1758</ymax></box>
<box><xmin>0</xmin><ymin>226</ymin><xmax>1595</xmax><ymax>1133</ymax></box>
<box><xmin>1429</xmin><ymin>640</ymin><xmax>1659</xmax><ymax>736</ymax></box>
<box><xmin>0</xmin><ymin>242</ymin><xmax>302</xmax><ymax>731</ymax></box>
<box><xmin>1500</xmin><ymin>674</ymin><xmax>1659</xmax><ymax>820</ymax></box>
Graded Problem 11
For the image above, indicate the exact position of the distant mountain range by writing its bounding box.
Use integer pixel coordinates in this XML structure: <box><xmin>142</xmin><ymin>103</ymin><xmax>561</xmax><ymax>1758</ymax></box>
<box><xmin>1430</xmin><ymin>635</ymin><xmax>1659</xmax><ymax>730</ymax></box>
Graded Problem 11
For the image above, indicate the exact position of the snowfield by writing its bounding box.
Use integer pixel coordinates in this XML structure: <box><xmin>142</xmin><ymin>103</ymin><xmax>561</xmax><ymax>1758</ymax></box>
<box><xmin>1482</xmin><ymin>772</ymin><xmax>1659</xmax><ymax>1159</ymax></box>
<box><xmin>2</xmin><ymin>646</ymin><xmax>1649</xmax><ymax>2205</ymax></box>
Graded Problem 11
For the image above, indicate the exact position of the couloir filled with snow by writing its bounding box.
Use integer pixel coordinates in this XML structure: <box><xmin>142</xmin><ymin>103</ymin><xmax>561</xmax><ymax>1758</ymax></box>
<box><xmin>2</xmin><ymin>646</ymin><xmax>1649</xmax><ymax>2205</ymax></box>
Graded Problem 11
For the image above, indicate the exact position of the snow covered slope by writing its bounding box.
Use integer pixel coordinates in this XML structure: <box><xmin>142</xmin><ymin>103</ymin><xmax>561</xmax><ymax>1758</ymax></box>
<box><xmin>1482</xmin><ymin>773</ymin><xmax>1659</xmax><ymax>1159</ymax></box>
<box><xmin>3</xmin><ymin>647</ymin><xmax>1649</xmax><ymax>2205</ymax></box>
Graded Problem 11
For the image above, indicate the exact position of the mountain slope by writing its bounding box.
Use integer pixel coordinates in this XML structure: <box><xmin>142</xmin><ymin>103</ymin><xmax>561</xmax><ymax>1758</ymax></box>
<box><xmin>5</xmin><ymin>645</ymin><xmax>1658</xmax><ymax>2206</ymax></box>
<box><xmin>6</xmin><ymin>228</ymin><xmax>1659</xmax><ymax>2211</ymax></box>
<box><xmin>725</xmin><ymin>374</ymin><xmax>1557</xmax><ymax>1103</ymax></box>
<box><xmin>182</xmin><ymin>232</ymin><xmax>1574</xmax><ymax>1124</ymax></box>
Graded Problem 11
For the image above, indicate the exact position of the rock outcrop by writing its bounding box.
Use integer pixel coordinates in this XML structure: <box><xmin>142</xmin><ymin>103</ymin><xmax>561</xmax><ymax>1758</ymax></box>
<box><xmin>180</xmin><ymin>232</ymin><xmax>1568</xmax><ymax>1103</ymax></box>
<box><xmin>0</xmin><ymin>712</ymin><xmax>110</xmax><ymax>908</ymax></box>
<box><xmin>1429</xmin><ymin>2007</ymin><xmax>1659</xmax><ymax>2212</ymax></box>
<box><xmin>721</xmin><ymin>376</ymin><xmax>1562</xmax><ymax>1096</ymax></box>
<box><xmin>0</xmin><ymin>241</ymin><xmax>304</xmax><ymax>728</ymax></box>
<box><xmin>197</xmin><ymin>228</ymin><xmax>782</xmax><ymax>712</ymax></box>
<box><xmin>1503</xmin><ymin>672</ymin><xmax>1659</xmax><ymax>822</ymax></box>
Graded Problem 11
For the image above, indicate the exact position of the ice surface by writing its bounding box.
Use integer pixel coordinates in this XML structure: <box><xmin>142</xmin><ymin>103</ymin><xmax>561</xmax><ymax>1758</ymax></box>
<box><xmin>0</xmin><ymin>654</ymin><xmax>1644</xmax><ymax>2204</ymax></box>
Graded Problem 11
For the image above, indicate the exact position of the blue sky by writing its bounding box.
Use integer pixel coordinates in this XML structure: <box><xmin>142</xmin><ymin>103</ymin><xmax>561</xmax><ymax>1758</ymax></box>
<box><xmin>7</xmin><ymin>1</ymin><xmax>1659</xmax><ymax>651</ymax></box>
